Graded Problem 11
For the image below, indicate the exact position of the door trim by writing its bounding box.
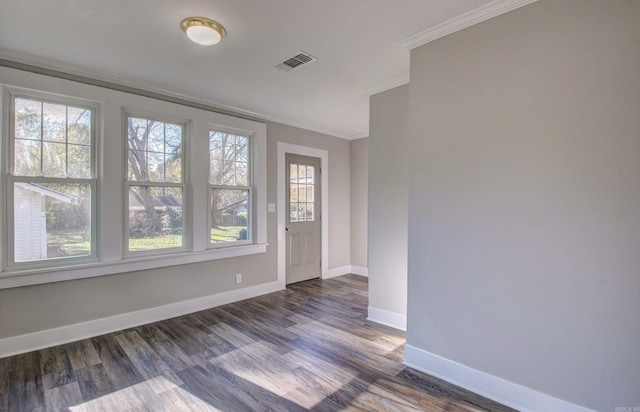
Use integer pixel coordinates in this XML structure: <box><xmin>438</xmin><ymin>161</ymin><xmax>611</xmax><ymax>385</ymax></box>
<box><xmin>277</xmin><ymin>142</ymin><xmax>328</xmax><ymax>289</ymax></box>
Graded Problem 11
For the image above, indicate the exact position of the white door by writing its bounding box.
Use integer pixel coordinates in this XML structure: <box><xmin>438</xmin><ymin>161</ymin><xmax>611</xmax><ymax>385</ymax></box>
<box><xmin>286</xmin><ymin>154</ymin><xmax>321</xmax><ymax>284</ymax></box>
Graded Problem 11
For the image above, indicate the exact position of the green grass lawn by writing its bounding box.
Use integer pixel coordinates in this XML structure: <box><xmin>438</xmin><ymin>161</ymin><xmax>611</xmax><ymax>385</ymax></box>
<box><xmin>46</xmin><ymin>227</ymin><xmax>244</xmax><ymax>256</ymax></box>
<box><xmin>211</xmin><ymin>226</ymin><xmax>246</xmax><ymax>243</ymax></box>
<box><xmin>129</xmin><ymin>234</ymin><xmax>183</xmax><ymax>251</ymax></box>
<box><xmin>47</xmin><ymin>230</ymin><xmax>91</xmax><ymax>258</ymax></box>
<box><xmin>47</xmin><ymin>229</ymin><xmax>184</xmax><ymax>255</ymax></box>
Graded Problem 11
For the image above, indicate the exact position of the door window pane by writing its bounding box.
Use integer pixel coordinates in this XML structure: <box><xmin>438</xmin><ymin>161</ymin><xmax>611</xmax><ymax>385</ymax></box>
<box><xmin>289</xmin><ymin>162</ymin><xmax>315</xmax><ymax>222</ymax></box>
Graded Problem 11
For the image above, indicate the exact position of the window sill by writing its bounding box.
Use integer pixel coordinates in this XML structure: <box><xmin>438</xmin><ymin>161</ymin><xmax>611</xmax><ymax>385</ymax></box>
<box><xmin>0</xmin><ymin>243</ymin><xmax>268</xmax><ymax>289</ymax></box>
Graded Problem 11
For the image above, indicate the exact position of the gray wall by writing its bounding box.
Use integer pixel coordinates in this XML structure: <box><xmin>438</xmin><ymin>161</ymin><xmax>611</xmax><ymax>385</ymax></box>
<box><xmin>368</xmin><ymin>85</ymin><xmax>409</xmax><ymax>319</ymax></box>
<box><xmin>406</xmin><ymin>1</ymin><xmax>640</xmax><ymax>410</ymax></box>
<box><xmin>350</xmin><ymin>137</ymin><xmax>369</xmax><ymax>269</ymax></box>
<box><xmin>0</xmin><ymin>69</ymin><xmax>352</xmax><ymax>341</ymax></box>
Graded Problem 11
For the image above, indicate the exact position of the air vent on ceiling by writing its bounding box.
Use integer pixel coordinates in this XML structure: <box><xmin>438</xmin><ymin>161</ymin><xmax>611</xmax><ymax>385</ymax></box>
<box><xmin>276</xmin><ymin>51</ymin><xmax>317</xmax><ymax>72</ymax></box>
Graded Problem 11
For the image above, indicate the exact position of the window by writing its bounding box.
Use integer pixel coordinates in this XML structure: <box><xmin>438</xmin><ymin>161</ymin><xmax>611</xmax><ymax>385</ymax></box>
<box><xmin>2</xmin><ymin>76</ymin><xmax>266</xmax><ymax>288</ymax></box>
<box><xmin>125</xmin><ymin>115</ymin><xmax>185</xmax><ymax>253</ymax></box>
<box><xmin>289</xmin><ymin>163</ymin><xmax>316</xmax><ymax>222</ymax></box>
<box><xmin>209</xmin><ymin>131</ymin><xmax>251</xmax><ymax>246</ymax></box>
<box><xmin>6</xmin><ymin>94</ymin><xmax>96</xmax><ymax>266</ymax></box>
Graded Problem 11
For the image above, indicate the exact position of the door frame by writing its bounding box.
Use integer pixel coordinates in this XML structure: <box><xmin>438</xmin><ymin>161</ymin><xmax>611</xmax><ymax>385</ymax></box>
<box><xmin>277</xmin><ymin>142</ymin><xmax>328</xmax><ymax>289</ymax></box>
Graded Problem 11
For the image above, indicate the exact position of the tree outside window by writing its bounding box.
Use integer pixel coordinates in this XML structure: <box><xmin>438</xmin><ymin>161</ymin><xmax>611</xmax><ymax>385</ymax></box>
<box><xmin>209</xmin><ymin>131</ymin><xmax>251</xmax><ymax>245</ymax></box>
<box><xmin>126</xmin><ymin>116</ymin><xmax>185</xmax><ymax>252</ymax></box>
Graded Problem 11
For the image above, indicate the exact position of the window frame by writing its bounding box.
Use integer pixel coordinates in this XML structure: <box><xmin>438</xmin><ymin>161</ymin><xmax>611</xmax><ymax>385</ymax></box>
<box><xmin>3</xmin><ymin>89</ymin><xmax>99</xmax><ymax>270</ymax></box>
<box><xmin>208</xmin><ymin>128</ymin><xmax>254</xmax><ymax>248</ymax></box>
<box><xmin>123</xmin><ymin>112</ymin><xmax>188</xmax><ymax>257</ymax></box>
<box><xmin>0</xmin><ymin>73</ymin><xmax>267</xmax><ymax>290</ymax></box>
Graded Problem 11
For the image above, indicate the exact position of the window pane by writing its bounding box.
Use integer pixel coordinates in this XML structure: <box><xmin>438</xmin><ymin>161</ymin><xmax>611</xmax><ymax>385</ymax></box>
<box><xmin>15</xmin><ymin>98</ymin><xmax>42</xmax><ymax>141</ymax></box>
<box><xmin>307</xmin><ymin>185</ymin><xmax>314</xmax><ymax>202</ymax></box>
<box><xmin>164</xmin><ymin>154</ymin><xmax>182</xmax><ymax>183</ymax></box>
<box><xmin>128</xmin><ymin>186</ymin><xmax>183</xmax><ymax>251</ymax></box>
<box><xmin>290</xmin><ymin>164</ymin><xmax>298</xmax><ymax>181</ymax></box>
<box><xmin>14</xmin><ymin>139</ymin><xmax>41</xmax><ymax>176</ymax></box>
<box><xmin>298</xmin><ymin>203</ymin><xmax>307</xmax><ymax>222</ymax></box>
<box><xmin>14</xmin><ymin>182</ymin><xmax>91</xmax><ymax>262</ymax></box>
<box><xmin>210</xmin><ymin>132</ymin><xmax>223</xmax><ymax>160</ymax></box>
<box><xmin>306</xmin><ymin>203</ymin><xmax>314</xmax><ymax>221</ymax></box>
<box><xmin>42</xmin><ymin>142</ymin><xmax>66</xmax><ymax>178</ymax></box>
<box><xmin>236</xmin><ymin>136</ymin><xmax>248</xmax><ymax>161</ymax></box>
<box><xmin>299</xmin><ymin>184</ymin><xmax>307</xmax><ymax>202</ymax></box>
<box><xmin>306</xmin><ymin>166</ymin><xmax>314</xmax><ymax>183</ymax></box>
<box><xmin>42</xmin><ymin>103</ymin><xmax>67</xmax><ymax>142</ymax></box>
<box><xmin>67</xmin><ymin>107</ymin><xmax>91</xmax><ymax>145</ymax></box>
<box><xmin>165</xmin><ymin>124</ymin><xmax>182</xmax><ymax>151</ymax></box>
<box><xmin>128</xmin><ymin>150</ymin><xmax>147</xmax><ymax>181</ymax></box>
<box><xmin>236</xmin><ymin>162</ymin><xmax>248</xmax><ymax>185</ymax></box>
<box><xmin>68</xmin><ymin>144</ymin><xmax>91</xmax><ymax>179</ymax></box>
<box><xmin>147</xmin><ymin>121</ymin><xmax>165</xmax><ymax>153</ymax></box>
<box><xmin>211</xmin><ymin>189</ymin><xmax>249</xmax><ymax>243</ymax></box>
<box><xmin>210</xmin><ymin>158</ymin><xmax>223</xmax><ymax>185</ymax></box>
<box><xmin>224</xmin><ymin>135</ymin><xmax>236</xmax><ymax>160</ymax></box>
<box><xmin>128</xmin><ymin>117</ymin><xmax>148</xmax><ymax>150</ymax></box>
<box><xmin>128</xmin><ymin>117</ymin><xmax>183</xmax><ymax>184</ymax></box>
<box><xmin>223</xmin><ymin>160</ymin><xmax>236</xmax><ymax>185</ymax></box>
<box><xmin>290</xmin><ymin>203</ymin><xmax>298</xmax><ymax>222</ymax></box>
<box><xmin>147</xmin><ymin>151</ymin><xmax>164</xmax><ymax>182</ymax></box>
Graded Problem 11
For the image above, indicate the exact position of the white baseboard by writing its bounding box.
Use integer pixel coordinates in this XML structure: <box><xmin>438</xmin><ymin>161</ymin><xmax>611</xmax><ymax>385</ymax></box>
<box><xmin>349</xmin><ymin>265</ymin><xmax>368</xmax><ymax>277</ymax></box>
<box><xmin>324</xmin><ymin>265</ymin><xmax>368</xmax><ymax>279</ymax></box>
<box><xmin>404</xmin><ymin>345</ymin><xmax>595</xmax><ymax>412</ymax></box>
<box><xmin>323</xmin><ymin>265</ymin><xmax>351</xmax><ymax>279</ymax></box>
<box><xmin>0</xmin><ymin>281</ymin><xmax>282</xmax><ymax>359</ymax></box>
<box><xmin>367</xmin><ymin>306</ymin><xmax>407</xmax><ymax>331</ymax></box>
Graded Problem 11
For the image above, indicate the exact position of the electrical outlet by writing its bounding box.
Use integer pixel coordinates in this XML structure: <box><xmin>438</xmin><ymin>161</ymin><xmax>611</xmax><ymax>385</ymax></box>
<box><xmin>235</xmin><ymin>273</ymin><xmax>242</xmax><ymax>284</ymax></box>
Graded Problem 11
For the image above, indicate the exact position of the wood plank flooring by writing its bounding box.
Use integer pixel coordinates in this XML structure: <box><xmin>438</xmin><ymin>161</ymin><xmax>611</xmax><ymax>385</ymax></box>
<box><xmin>0</xmin><ymin>275</ymin><xmax>515</xmax><ymax>411</ymax></box>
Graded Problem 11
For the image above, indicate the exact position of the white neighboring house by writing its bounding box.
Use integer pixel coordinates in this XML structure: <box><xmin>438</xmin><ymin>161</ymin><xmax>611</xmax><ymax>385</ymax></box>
<box><xmin>13</xmin><ymin>183</ymin><xmax>75</xmax><ymax>262</ymax></box>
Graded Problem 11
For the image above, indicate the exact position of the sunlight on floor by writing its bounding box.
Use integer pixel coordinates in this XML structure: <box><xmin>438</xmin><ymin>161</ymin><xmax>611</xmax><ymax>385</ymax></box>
<box><xmin>69</xmin><ymin>376</ymin><xmax>220</xmax><ymax>411</ymax></box>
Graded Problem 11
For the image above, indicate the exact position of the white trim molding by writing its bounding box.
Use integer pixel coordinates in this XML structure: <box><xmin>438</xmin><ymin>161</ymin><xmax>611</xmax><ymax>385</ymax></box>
<box><xmin>0</xmin><ymin>49</ymin><xmax>352</xmax><ymax>140</ymax></box>
<box><xmin>404</xmin><ymin>345</ymin><xmax>596</xmax><ymax>412</ymax></box>
<box><xmin>323</xmin><ymin>265</ymin><xmax>352</xmax><ymax>280</ymax></box>
<box><xmin>400</xmin><ymin>0</ymin><xmax>540</xmax><ymax>50</ymax></box>
<box><xmin>277</xmin><ymin>142</ymin><xmax>329</xmax><ymax>288</ymax></box>
<box><xmin>0</xmin><ymin>280</ymin><xmax>282</xmax><ymax>359</ymax></box>
<box><xmin>367</xmin><ymin>306</ymin><xmax>407</xmax><ymax>331</ymax></box>
<box><xmin>350</xmin><ymin>265</ymin><xmax>368</xmax><ymax>277</ymax></box>
<box><xmin>366</xmin><ymin>73</ymin><xmax>410</xmax><ymax>97</ymax></box>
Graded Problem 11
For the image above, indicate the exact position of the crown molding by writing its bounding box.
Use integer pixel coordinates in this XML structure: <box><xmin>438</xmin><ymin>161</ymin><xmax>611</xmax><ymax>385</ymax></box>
<box><xmin>400</xmin><ymin>0</ymin><xmax>540</xmax><ymax>50</ymax></box>
<box><xmin>350</xmin><ymin>131</ymin><xmax>369</xmax><ymax>140</ymax></box>
<box><xmin>0</xmin><ymin>48</ymin><xmax>353</xmax><ymax>140</ymax></box>
<box><xmin>366</xmin><ymin>72</ymin><xmax>410</xmax><ymax>97</ymax></box>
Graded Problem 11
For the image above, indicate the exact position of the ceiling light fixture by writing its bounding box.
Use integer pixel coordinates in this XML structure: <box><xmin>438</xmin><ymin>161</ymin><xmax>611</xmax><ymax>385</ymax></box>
<box><xmin>181</xmin><ymin>17</ymin><xmax>226</xmax><ymax>46</ymax></box>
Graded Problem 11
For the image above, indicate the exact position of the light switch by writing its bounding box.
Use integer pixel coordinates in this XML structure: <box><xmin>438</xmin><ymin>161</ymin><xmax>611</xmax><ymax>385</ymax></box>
<box><xmin>267</xmin><ymin>203</ymin><xmax>276</xmax><ymax>213</ymax></box>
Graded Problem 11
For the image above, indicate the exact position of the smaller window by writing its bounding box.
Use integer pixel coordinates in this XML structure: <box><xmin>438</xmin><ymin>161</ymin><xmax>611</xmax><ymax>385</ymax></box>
<box><xmin>125</xmin><ymin>115</ymin><xmax>186</xmax><ymax>254</ymax></box>
<box><xmin>209</xmin><ymin>131</ymin><xmax>251</xmax><ymax>246</ymax></box>
<box><xmin>289</xmin><ymin>163</ymin><xmax>316</xmax><ymax>222</ymax></box>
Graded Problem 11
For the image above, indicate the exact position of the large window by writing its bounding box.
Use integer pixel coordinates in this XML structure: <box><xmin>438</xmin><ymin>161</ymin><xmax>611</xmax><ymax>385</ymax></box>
<box><xmin>7</xmin><ymin>94</ymin><xmax>96</xmax><ymax>266</ymax></box>
<box><xmin>125</xmin><ymin>115</ymin><xmax>185</xmax><ymax>254</ymax></box>
<box><xmin>209</xmin><ymin>131</ymin><xmax>251</xmax><ymax>246</ymax></box>
<box><xmin>2</xmin><ymin>75</ymin><xmax>267</xmax><ymax>288</ymax></box>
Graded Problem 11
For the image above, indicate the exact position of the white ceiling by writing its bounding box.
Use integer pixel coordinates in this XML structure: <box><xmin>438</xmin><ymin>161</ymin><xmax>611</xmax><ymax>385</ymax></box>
<box><xmin>0</xmin><ymin>0</ymin><xmax>498</xmax><ymax>139</ymax></box>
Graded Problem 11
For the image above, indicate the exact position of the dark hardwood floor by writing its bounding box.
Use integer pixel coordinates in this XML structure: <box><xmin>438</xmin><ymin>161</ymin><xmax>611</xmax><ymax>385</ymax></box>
<box><xmin>0</xmin><ymin>275</ymin><xmax>515</xmax><ymax>411</ymax></box>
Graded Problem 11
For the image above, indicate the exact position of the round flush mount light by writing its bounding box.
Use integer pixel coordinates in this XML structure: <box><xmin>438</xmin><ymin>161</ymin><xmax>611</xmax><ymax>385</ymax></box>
<box><xmin>181</xmin><ymin>17</ymin><xmax>226</xmax><ymax>46</ymax></box>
